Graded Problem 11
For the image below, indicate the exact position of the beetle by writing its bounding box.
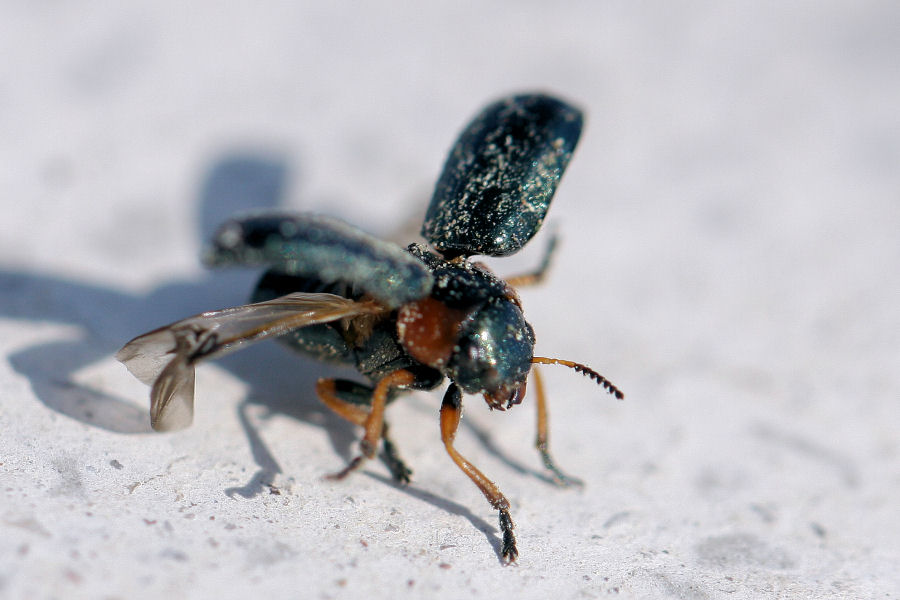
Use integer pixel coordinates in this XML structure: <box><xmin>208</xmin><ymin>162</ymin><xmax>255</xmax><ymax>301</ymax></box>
<box><xmin>117</xmin><ymin>92</ymin><xmax>623</xmax><ymax>563</ymax></box>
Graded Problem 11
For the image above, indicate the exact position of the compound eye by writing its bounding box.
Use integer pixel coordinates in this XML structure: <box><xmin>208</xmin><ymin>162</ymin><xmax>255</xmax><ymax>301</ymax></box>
<box><xmin>447</xmin><ymin>300</ymin><xmax>535</xmax><ymax>395</ymax></box>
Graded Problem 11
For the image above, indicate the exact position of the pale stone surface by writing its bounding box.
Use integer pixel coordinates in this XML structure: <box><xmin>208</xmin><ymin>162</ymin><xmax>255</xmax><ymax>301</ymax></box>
<box><xmin>2</xmin><ymin>3</ymin><xmax>898</xmax><ymax>599</ymax></box>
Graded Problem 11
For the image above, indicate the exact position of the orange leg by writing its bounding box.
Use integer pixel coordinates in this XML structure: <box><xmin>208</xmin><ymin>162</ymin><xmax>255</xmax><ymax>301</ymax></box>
<box><xmin>324</xmin><ymin>369</ymin><xmax>415</xmax><ymax>481</ymax></box>
<box><xmin>532</xmin><ymin>366</ymin><xmax>583</xmax><ymax>487</ymax></box>
<box><xmin>316</xmin><ymin>378</ymin><xmax>368</xmax><ymax>426</ymax></box>
<box><xmin>440</xmin><ymin>383</ymin><xmax>518</xmax><ymax>563</ymax></box>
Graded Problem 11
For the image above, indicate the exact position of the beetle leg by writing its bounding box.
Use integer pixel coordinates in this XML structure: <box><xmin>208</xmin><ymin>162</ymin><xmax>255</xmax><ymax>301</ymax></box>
<box><xmin>532</xmin><ymin>366</ymin><xmax>584</xmax><ymax>487</ymax></box>
<box><xmin>318</xmin><ymin>379</ymin><xmax>408</xmax><ymax>481</ymax></box>
<box><xmin>440</xmin><ymin>383</ymin><xmax>518</xmax><ymax>563</ymax></box>
<box><xmin>325</xmin><ymin>369</ymin><xmax>416</xmax><ymax>481</ymax></box>
<box><xmin>316</xmin><ymin>379</ymin><xmax>412</xmax><ymax>483</ymax></box>
<box><xmin>316</xmin><ymin>379</ymin><xmax>369</xmax><ymax>426</ymax></box>
<box><xmin>504</xmin><ymin>233</ymin><xmax>558</xmax><ymax>288</ymax></box>
<box><xmin>379</xmin><ymin>422</ymin><xmax>412</xmax><ymax>484</ymax></box>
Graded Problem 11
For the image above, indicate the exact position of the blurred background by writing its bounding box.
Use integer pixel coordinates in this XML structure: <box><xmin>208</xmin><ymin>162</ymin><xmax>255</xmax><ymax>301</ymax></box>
<box><xmin>1</xmin><ymin>2</ymin><xmax>898</xmax><ymax>598</ymax></box>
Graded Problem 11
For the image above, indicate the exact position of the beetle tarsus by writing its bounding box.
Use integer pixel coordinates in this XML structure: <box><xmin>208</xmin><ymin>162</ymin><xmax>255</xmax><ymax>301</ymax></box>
<box><xmin>538</xmin><ymin>444</ymin><xmax>584</xmax><ymax>488</ymax></box>
<box><xmin>499</xmin><ymin>508</ymin><xmax>518</xmax><ymax>563</ymax></box>
<box><xmin>325</xmin><ymin>455</ymin><xmax>365</xmax><ymax>481</ymax></box>
<box><xmin>381</xmin><ymin>423</ymin><xmax>413</xmax><ymax>485</ymax></box>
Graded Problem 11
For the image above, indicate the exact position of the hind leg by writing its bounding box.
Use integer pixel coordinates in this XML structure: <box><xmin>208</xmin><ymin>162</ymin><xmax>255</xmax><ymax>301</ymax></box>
<box><xmin>316</xmin><ymin>378</ymin><xmax>412</xmax><ymax>484</ymax></box>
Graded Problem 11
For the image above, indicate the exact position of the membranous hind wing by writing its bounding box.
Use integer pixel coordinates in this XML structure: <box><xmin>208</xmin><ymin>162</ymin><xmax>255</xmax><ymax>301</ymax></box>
<box><xmin>116</xmin><ymin>293</ymin><xmax>386</xmax><ymax>432</ymax></box>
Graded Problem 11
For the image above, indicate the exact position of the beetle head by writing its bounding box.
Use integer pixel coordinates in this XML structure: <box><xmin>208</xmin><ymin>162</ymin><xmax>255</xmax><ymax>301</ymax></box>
<box><xmin>446</xmin><ymin>298</ymin><xmax>535</xmax><ymax>409</ymax></box>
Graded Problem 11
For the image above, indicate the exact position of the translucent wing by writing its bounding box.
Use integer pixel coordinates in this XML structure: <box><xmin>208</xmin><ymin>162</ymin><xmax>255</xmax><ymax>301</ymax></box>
<box><xmin>116</xmin><ymin>292</ymin><xmax>385</xmax><ymax>432</ymax></box>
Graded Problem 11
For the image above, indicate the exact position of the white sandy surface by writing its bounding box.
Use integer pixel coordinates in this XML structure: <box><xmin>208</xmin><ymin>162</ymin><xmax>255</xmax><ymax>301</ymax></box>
<box><xmin>1</xmin><ymin>3</ymin><xmax>898</xmax><ymax>599</ymax></box>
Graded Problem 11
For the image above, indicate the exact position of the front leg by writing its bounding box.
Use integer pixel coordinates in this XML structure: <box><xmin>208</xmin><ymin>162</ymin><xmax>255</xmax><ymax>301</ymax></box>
<box><xmin>532</xmin><ymin>366</ymin><xmax>583</xmax><ymax>487</ymax></box>
<box><xmin>440</xmin><ymin>383</ymin><xmax>518</xmax><ymax>563</ymax></box>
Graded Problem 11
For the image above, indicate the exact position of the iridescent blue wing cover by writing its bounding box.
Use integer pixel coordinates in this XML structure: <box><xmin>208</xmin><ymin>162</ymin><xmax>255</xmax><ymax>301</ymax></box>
<box><xmin>422</xmin><ymin>93</ymin><xmax>583</xmax><ymax>257</ymax></box>
<box><xmin>204</xmin><ymin>213</ymin><xmax>433</xmax><ymax>308</ymax></box>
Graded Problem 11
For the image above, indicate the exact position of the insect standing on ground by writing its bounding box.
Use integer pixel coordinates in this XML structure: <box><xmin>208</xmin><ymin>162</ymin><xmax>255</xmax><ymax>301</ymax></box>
<box><xmin>117</xmin><ymin>92</ymin><xmax>623</xmax><ymax>563</ymax></box>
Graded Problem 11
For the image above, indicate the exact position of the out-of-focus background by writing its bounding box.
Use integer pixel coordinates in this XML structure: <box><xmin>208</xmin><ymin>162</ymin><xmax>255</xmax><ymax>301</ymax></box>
<box><xmin>1</xmin><ymin>3</ymin><xmax>898</xmax><ymax>598</ymax></box>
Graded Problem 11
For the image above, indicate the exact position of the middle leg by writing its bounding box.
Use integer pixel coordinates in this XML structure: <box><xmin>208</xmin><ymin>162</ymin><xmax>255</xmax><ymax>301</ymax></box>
<box><xmin>324</xmin><ymin>369</ymin><xmax>416</xmax><ymax>481</ymax></box>
<box><xmin>316</xmin><ymin>376</ymin><xmax>413</xmax><ymax>483</ymax></box>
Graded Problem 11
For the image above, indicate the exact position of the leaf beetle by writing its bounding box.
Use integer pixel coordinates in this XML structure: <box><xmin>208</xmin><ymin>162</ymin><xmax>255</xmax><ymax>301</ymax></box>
<box><xmin>117</xmin><ymin>92</ymin><xmax>623</xmax><ymax>563</ymax></box>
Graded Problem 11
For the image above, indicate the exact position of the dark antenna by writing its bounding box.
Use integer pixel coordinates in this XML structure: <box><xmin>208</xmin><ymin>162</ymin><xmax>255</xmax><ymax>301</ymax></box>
<box><xmin>531</xmin><ymin>357</ymin><xmax>624</xmax><ymax>400</ymax></box>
